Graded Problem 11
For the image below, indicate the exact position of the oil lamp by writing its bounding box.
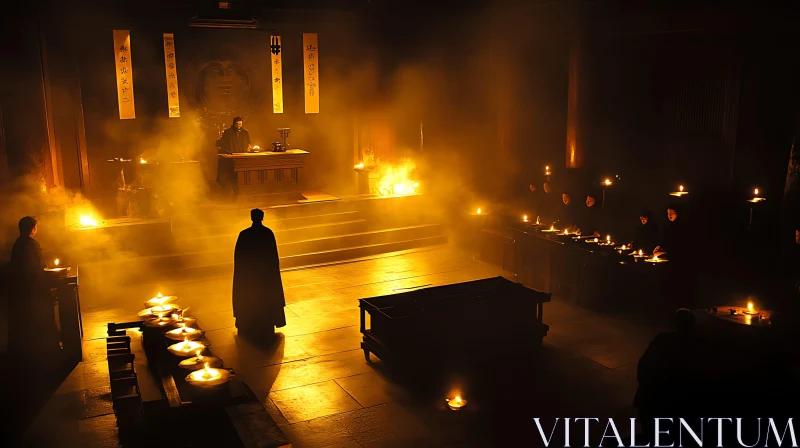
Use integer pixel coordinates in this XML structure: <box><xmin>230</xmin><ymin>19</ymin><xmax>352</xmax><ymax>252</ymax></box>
<box><xmin>446</xmin><ymin>395</ymin><xmax>467</xmax><ymax>411</ymax></box>
<box><xmin>748</xmin><ymin>188</ymin><xmax>765</xmax><ymax>203</ymax></box>
<box><xmin>45</xmin><ymin>258</ymin><xmax>68</xmax><ymax>273</ymax></box>
<box><xmin>138</xmin><ymin>303</ymin><xmax>179</xmax><ymax>318</ymax></box>
<box><xmin>185</xmin><ymin>361</ymin><xmax>232</xmax><ymax>387</ymax></box>
<box><xmin>541</xmin><ymin>224</ymin><xmax>559</xmax><ymax>233</ymax></box>
<box><xmin>180</xmin><ymin>349</ymin><xmax>222</xmax><ymax>370</ymax></box>
<box><xmin>145</xmin><ymin>292</ymin><xmax>177</xmax><ymax>308</ymax></box>
<box><xmin>645</xmin><ymin>254</ymin><xmax>667</xmax><ymax>264</ymax></box>
<box><xmin>144</xmin><ymin>316</ymin><xmax>176</xmax><ymax>328</ymax></box>
<box><xmin>670</xmin><ymin>185</ymin><xmax>689</xmax><ymax>197</ymax></box>
<box><xmin>165</xmin><ymin>323</ymin><xmax>202</xmax><ymax>341</ymax></box>
<box><xmin>168</xmin><ymin>337</ymin><xmax>205</xmax><ymax>357</ymax></box>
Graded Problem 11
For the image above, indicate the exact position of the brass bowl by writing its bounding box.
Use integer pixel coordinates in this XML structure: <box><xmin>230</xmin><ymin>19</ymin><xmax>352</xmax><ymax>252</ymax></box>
<box><xmin>185</xmin><ymin>367</ymin><xmax>233</xmax><ymax>387</ymax></box>
<box><xmin>179</xmin><ymin>355</ymin><xmax>223</xmax><ymax>370</ymax></box>
<box><xmin>164</xmin><ymin>326</ymin><xmax>204</xmax><ymax>341</ymax></box>
<box><xmin>167</xmin><ymin>339</ymin><xmax>206</xmax><ymax>357</ymax></box>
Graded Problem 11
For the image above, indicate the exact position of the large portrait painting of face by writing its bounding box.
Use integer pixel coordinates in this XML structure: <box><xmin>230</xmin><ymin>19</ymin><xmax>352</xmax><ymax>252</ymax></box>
<box><xmin>187</xmin><ymin>46</ymin><xmax>260</xmax><ymax>132</ymax></box>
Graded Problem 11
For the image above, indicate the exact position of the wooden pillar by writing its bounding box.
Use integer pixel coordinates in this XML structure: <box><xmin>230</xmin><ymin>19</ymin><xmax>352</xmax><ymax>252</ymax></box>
<box><xmin>565</xmin><ymin>35</ymin><xmax>584</xmax><ymax>170</ymax></box>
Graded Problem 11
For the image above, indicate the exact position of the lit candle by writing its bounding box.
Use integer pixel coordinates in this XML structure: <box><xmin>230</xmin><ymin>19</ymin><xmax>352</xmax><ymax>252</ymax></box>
<box><xmin>603</xmin><ymin>178</ymin><xmax>612</xmax><ymax>186</ymax></box>
<box><xmin>523</xmin><ymin>215</ymin><xmax>528</xmax><ymax>223</ymax></box>
<box><xmin>679</xmin><ymin>185</ymin><xmax>684</xmax><ymax>192</ymax></box>
<box><xmin>476</xmin><ymin>208</ymin><xmax>482</xmax><ymax>215</ymax></box>
<box><xmin>545</xmin><ymin>165</ymin><xmax>551</xmax><ymax>175</ymax></box>
<box><xmin>54</xmin><ymin>258</ymin><xmax>60</xmax><ymax>266</ymax></box>
<box><xmin>593</xmin><ymin>237</ymin><xmax>599</xmax><ymax>243</ymax></box>
<box><xmin>446</xmin><ymin>395</ymin><xmax>467</xmax><ymax>411</ymax></box>
<box><xmin>606</xmin><ymin>235</ymin><xmax>611</xmax><ymax>244</ymax></box>
<box><xmin>746</xmin><ymin>301</ymin><xmax>756</xmax><ymax>314</ymax></box>
<box><xmin>140</xmin><ymin>157</ymin><xmax>147</xmax><ymax>164</ymax></box>
<box><xmin>639</xmin><ymin>249</ymin><xmax>643</xmax><ymax>256</ymax></box>
<box><xmin>536</xmin><ymin>216</ymin><xmax>541</xmax><ymax>225</ymax></box>
<box><xmin>754</xmin><ymin>188</ymin><xmax>759</xmax><ymax>196</ymax></box>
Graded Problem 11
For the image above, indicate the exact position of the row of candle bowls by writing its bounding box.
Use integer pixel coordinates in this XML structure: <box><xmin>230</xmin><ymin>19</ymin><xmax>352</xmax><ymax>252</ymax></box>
<box><xmin>528</xmin><ymin>223</ymin><xmax>668</xmax><ymax>264</ymax></box>
<box><xmin>139</xmin><ymin>292</ymin><xmax>232</xmax><ymax>388</ymax></box>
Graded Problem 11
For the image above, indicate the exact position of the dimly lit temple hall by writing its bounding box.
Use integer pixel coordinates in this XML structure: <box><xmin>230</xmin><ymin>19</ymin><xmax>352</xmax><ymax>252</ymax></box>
<box><xmin>2</xmin><ymin>1</ymin><xmax>800</xmax><ymax>447</ymax></box>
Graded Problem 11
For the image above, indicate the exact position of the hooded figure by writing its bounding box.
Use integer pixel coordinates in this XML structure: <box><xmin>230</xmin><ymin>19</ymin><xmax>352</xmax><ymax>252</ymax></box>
<box><xmin>633</xmin><ymin>209</ymin><xmax>660</xmax><ymax>253</ymax></box>
<box><xmin>8</xmin><ymin>216</ymin><xmax>52</xmax><ymax>360</ymax></box>
<box><xmin>232</xmin><ymin>209</ymin><xmax>286</xmax><ymax>340</ymax></box>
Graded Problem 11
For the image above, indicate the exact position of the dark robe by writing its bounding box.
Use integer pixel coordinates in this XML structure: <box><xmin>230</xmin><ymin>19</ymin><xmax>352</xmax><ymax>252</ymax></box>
<box><xmin>554</xmin><ymin>202</ymin><xmax>576</xmax><ymax>229</ymax></box>
<box><xmin>8</xmin><ymin>236</ymin><xmax>52</xmax><ymax>360</ymax></box>
<box><xmin>232</xmin><ymin>223</ymin><xmax>286</xmax><ymax>338</ymax></box>
<box><xmin>634</xmin><ymin>330</ymin><xmax>705</xmax><ymax>443</ymax></box>
<box><xmin>658</xmin><ymin>218</ymin><xmax>690</xmax><ymax>261</ymax></box>
<box><xmin>216</xmin><ymin>127</ymin><xmax>252</xmax><ymax>188</ymax></box>
<box><xmin>218</xmin><ymin>127</ymin><xmax>251</xmax><ymax>154</ymax></box>
<box><xmin>576</xmin><ymin>205</ymin><xmax>603</xmax><ymax>235</ymax></box>
<box><xmin>633</xmin><ymin>221</ymin><xmax>660</xmax><ymax>253</ymax></box>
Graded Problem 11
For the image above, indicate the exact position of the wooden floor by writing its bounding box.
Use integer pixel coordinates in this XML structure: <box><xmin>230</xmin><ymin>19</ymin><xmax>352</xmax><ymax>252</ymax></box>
<box><xmin>23</xmin><ymin>244</ymin><xmax>667</xmax><ymax>447</ymax></box>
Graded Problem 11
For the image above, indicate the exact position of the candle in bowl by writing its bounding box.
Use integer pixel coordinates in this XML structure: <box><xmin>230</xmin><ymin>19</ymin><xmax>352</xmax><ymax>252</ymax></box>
<box><xmin>185</xmin><ymin>362</ymin><xmax>232</xmax><ymax>387</ymax></box>
<box><xmin>670</xmin><ymin>185</ymin><xmax>689</xmax><ymax>197</ymax></box>
<box><xmin>168</xmin><ymin>337</ymin><xmax>205</xmax><ymax>357</ymax></box>
<box><xmin>145</xmin><ymin>292</ymin><xmax>177</xmax><ymax>308</ymax></box>
<box><xmin>446</xmin><ymin>395</ymin><xmax>467</xmax><ymax>411</ymax></box>
<box><xmin>165</xmin><ymin>323</ymin><xmax>202</xmax><ymax>341</ymax></box>
<box><xmin>44</xmin><ymin>258</ymin><xmax>69</xmax><ymax>273</ymax></box>
<box><xmin>748</xmin><ymin>188</ymin><xmax>765</xmax><ymax>203</ymax></box>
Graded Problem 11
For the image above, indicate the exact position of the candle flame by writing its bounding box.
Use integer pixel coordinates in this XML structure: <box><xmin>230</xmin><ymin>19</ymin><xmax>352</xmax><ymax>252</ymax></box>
<box><xmin>639</xmin><ymin>249</ymin><xmax>643</xmax><ymax>256</ymax></box>
<box><xmin>604</xmin><ymin>178</ymin><xmax>612</xmax><ymax>186</ymax></box>
<box><xmin>754</xmin><ymin>188</ymin><xmax>759</xmax><ymax>196</ymax></box>
<box><xmin>354</xmin><ymin>162</ymin><xmax>364</xmax><ymax>169</ymax></box>
<box><xmin>140</xmin><ymin>158</ymin><xmax>147</xmax><ymax>164</ymax></box>
<box><xmin>476</xmin><ymin>208</ymin><xmax>481</xmax><ymax>215</ymax></box>
<box><xmin>536</xmin><ymin>216</ymin><xmax>541</xmax><ymax>225</ymax></box>
<box><xmin>679</xmin><ymin>185</ymin><xmax>684</xmax><ymax>192</ymax></box>
<box><xmin>545</xmin><ymin>165</ymin><xmax>549</xmax><ymax>171</ymax></box>
<box><xmin>550</xmin><ymin>224</ymin><xmax>555</xmax><ymax>231</ymax></box>
<box><xmin>196</xmin><ymin>349</ymin><xmax>202</xmax><ymax>358</ymax></box>
<box><xmin>454</xmin><ymin>396</ymin><xmax>462</xmax><ymax>404</ymax></box>
<box><xmin>157</xmin><ymin>292</ymin><xmax>163</xmax><ymax>298</ymax></box>
<box><xmin>523</xmin><ymin>215</ymin><xmax>528</xmax><ymax>222</ymax></box>
<box><xmin>606</xmin><ymin>235</ymin><xmax>611</xmax><ymax>242</ymax></box>
<box><xmin>747</xmin><ymin>301</ymin><xmax>755</xmax><ymax>313</ymax></box>
<box><xmin>54</xmin><ymin>258</ymin><xmax>60</xmax><ymax>266</ymax></box>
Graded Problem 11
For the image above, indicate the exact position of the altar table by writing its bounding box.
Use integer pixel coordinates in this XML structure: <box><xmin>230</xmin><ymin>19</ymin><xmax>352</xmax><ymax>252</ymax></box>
<box><xmin>218</xmin><ymin>150</ymin><xmax>309</xmax><ymax>198</ymax></box>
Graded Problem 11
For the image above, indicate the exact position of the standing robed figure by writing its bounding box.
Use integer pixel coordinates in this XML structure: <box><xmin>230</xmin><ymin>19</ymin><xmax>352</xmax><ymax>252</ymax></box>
<box><xmin>232</xmin><ymin>208</ymin><xmax>286</xmax><ymax>341</ymax></box>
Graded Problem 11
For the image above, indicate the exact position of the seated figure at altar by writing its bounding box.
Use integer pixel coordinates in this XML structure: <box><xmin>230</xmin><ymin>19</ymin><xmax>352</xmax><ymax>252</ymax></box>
<box><xmin>8</xmin><ymin>216</ymin><xmax>58</xmax><ymax>362</ymax></box>
<box><xmin>654</xmin><ymin>204</ymin><xmax>690</xmax><ymax>261</ymax></box>
<box><xmin>576</xmin><ymin>193</ymin><xmax>602</xmax><ymax>236</ymax></box>
<box><xmin>554</xmin><ymin>191</ymin><xmax>576</xmax><ymax>230</ymax></box>
<box><xmin>632</xmin><ymin>209</ymin><xmax>660</xmax><ymax>253</ymax></box>
<box><xmin>232</xmin><ymin>208</ymin><xmax>287</xmax><ymax>342</ymax></box>
<box><xmin>217</xmin><ymin>116</ymin><xmax>252</xmax><ymax>154</ymax></box>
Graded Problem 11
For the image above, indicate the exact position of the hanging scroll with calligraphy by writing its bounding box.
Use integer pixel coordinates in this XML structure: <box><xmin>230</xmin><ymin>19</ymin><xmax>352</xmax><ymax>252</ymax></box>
<box><xmin>303</xmin><ymin>33</ymin><xmax>319</xmax><ymax>114</ymax></box>
<box><xmin>270</xmin><ymin>36</ymin><xmax>284</xmax><ymax>114</ymax></box>
<box><xmin>162</xmin><ymin>33</ymin><xmax>180</xmax><ymax>118</ymax></box>
<box><xmin>113</xmin><ymin>30</ymin><xmax>135</xmax><ymax>119</ymax></box>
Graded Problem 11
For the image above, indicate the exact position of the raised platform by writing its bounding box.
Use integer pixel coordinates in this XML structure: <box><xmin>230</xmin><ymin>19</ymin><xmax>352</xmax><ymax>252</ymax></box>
<box><xmin>74</xmin><ymin>193</ymin><xmax>448</xmax><ymax>297</ymax></box>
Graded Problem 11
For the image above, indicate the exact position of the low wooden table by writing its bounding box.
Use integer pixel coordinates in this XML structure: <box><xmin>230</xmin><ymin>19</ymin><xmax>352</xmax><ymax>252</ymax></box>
<box><xmin>218</xmin><ymin>149</ymin><xmax>309</xmax><ymax>199</ymax></box>
<box><xmin>359</xmin><ymin>276</ymin><xmax>550</xmax><ymax>367</ymax></box>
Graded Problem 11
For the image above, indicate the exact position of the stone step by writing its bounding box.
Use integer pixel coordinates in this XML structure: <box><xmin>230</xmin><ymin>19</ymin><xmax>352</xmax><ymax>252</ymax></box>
<box><xmin>120</xmin><ymin>235</ymin><xmax>449</xmax><ymax>285</ymax></box>
<box><xmin>174</xmin><ymin>209</ymin><xmax>360</xmax><ymax>233</ymax></box>
<box><xmin>78</xmin><ymin>224</ymin><xmax>446</xmax><ymax>287</ymax></box>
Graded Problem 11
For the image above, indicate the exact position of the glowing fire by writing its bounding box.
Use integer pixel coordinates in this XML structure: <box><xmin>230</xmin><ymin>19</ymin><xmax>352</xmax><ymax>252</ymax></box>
<box><xmin>604</xmin><ymin>178</ymin><xmax>612</xmax><ymax>186</ymax></box>
<box><xmin>79</xmin><ymin>215</ymin><xmax>99</xmax><ymax>227</ymax></box>
<box><xmin>374</xmin><ymin>159</ymin><xmax>419</xmax><ymax>196</ymax></box>
<box><xmin>606</xmin><ymin>235</ymin><xmax>611</xmax><ymax>243</ymax></box>
<box><xmin>140</xmin><ymin>158</ymin><xmax>147</xmax><ymax>164</ymax></box>
<box><xmin>523</xmin><ymin>215</ymin><xmax>528</xmax><ymax>222</ymax></box>
<box><xmin>747</xmin><ymin>301</ymin><xmax>755</xmax><ymax>313</ymax></box>
<box><xmin>754</xmin><ymin>188</ymin><xmax>759</xmax><ymax>196</ymax></box>
<box><xmin>476</xmin><ymin>208</ymin><xmax>482</xmax><ymax>215</ymax></box>
<box><xmin>354</xmin><ymin>162</ymin><xmax>364</xmax><ymax>169</ymax></box>
<box><xmin>679</xmin><ymin>185</ymin><xmax>684</xmax><ymax>192</ymax></box>
<box><xmin>54</xmin><ymin>258</ymin><xmax>60</xmax><ymax>266</ymax></box>
<box><xmin>446</xmin><ymin>395</ymin><xmax>467</xmax><ymax>410</ymax></box>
